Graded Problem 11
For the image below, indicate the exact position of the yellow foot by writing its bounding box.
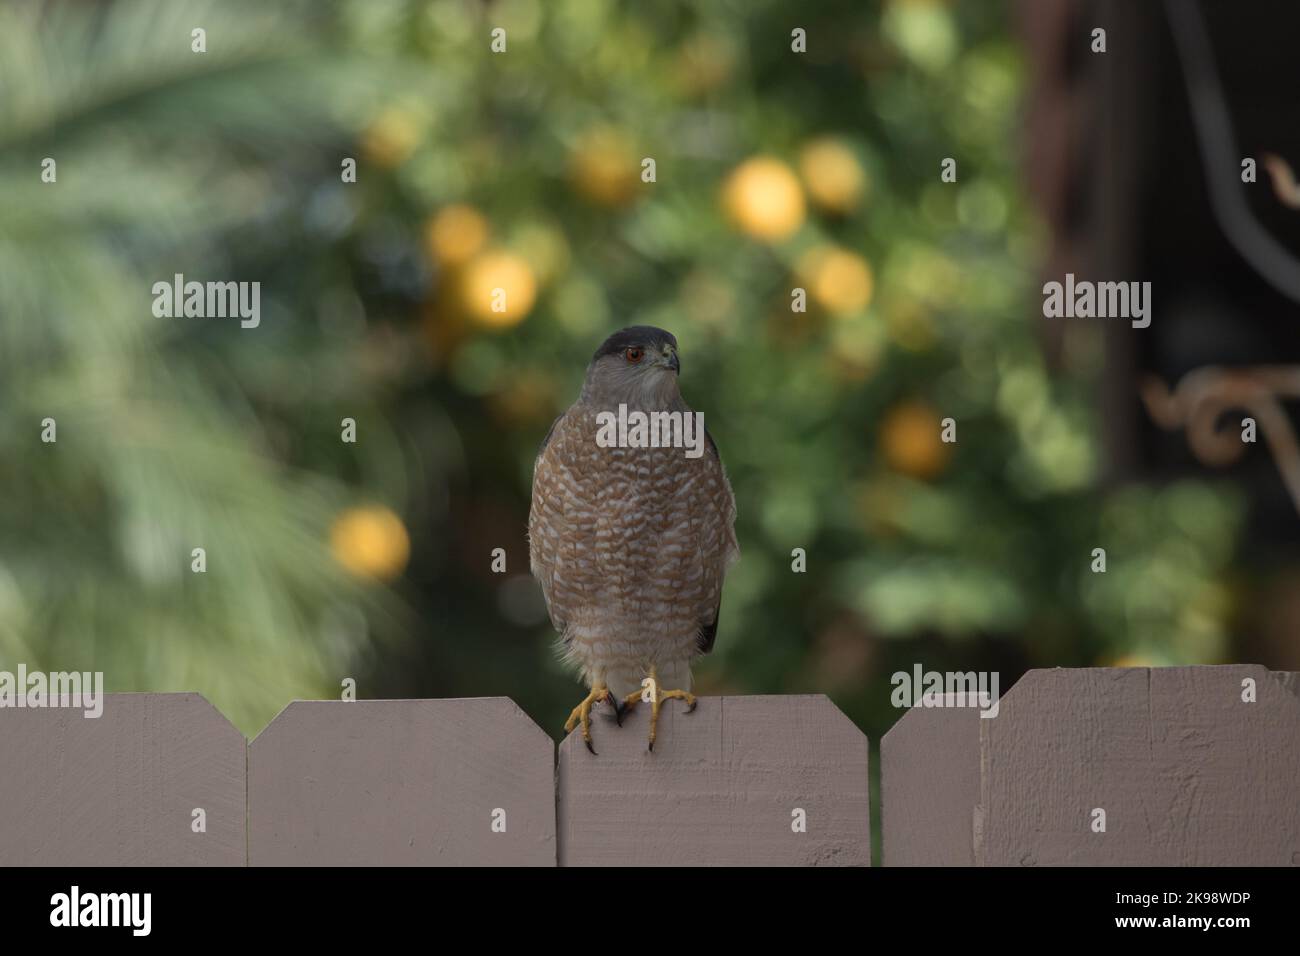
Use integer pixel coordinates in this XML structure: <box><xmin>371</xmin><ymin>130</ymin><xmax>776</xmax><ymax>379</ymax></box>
<box><xmin>564</xmin><ymin>684</ymin><xmax>613</xmax><ymax>755</ymax></box>
<box><xmin>621</xmin><ymin>674</ymin><xmax>696</xmax><ymax>752</ymax></box>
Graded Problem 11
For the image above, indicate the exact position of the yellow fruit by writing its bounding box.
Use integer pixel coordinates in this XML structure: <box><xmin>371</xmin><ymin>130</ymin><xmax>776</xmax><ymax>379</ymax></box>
<box><xmin>425</xmin><ymin>205</ymin><xmax>488</xmax><ymax>267</ymax></box>
<box><xmin>360</xmin><ymin>108</ymin><xmax>422</xmax><ymax>169</ymax></box>
<box><xmin>722</xmin><ymin>157</ymin><xmax>806</xmax><ymax>241</ymax></box>
<box><xmin>879</xmin><ymin>400</ymin><xmax>951</xmax><ymax>480</ymax></box>
<box><xmin>460</xmin><ymin>251</ymin><xmax>537</xmax><ymax>328</ymax></box>
<box><xmin>798</xmin><ymin>245</ymin><xmax>874</xmax><ymax>315</ymax></box>
<box><xmin>569</xmin><ymin>128</ymin><xmax>639</xmax><ymax>207</ymax></box>
<box><xmin>330</xmin><ymin>506</ymin><xmax>410</xmax><ymax>581</ymax></box>
<box><xmin>799</xmin><ymin>139</ymin><xmax>867</xmax><ymax>214</ymax></box>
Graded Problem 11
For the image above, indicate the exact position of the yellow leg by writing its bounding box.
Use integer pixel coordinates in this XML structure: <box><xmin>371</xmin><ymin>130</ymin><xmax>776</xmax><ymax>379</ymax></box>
<box><xmin>622</xmin><ymin>668</ymin><xmax>697</xmax><ymax>752</ymax></box>
<box><xmin>564</xmin><ymin>684</ymin><xmax>611</xmax><ymax>755</ymax></box>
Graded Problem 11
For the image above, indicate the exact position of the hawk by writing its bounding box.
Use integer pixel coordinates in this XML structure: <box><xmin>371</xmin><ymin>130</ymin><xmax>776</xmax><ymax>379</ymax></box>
<box><xmin>528</xmin><ymin>326</ymin><xmax>739</xmax><ymax>753</ymax></box>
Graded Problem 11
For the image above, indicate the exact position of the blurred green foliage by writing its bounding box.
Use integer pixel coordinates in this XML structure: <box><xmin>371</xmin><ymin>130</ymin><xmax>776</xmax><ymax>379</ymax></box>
<box><xmin>0</xmin><ymin>0</ymin><xmax>1243</xmax><ymax>753</ymax></box>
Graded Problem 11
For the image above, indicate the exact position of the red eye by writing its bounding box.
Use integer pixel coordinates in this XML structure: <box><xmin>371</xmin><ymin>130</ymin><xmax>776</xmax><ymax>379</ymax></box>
<box><xmin>624</xmin><ymin>347</ymin><xmax>644</xmax><ymax>364</ymax></box>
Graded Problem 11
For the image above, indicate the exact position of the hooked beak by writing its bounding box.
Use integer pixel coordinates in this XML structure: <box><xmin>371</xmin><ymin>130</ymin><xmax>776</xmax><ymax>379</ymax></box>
<box><xmin>664</xmin><ymin>349</ymin><xmax>680</xmax><ymax>374</ymax></box>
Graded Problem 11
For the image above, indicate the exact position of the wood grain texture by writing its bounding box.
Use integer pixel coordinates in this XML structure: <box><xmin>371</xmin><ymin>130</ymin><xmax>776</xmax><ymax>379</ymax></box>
<box><xmin>1275</xmin><ymin>671</ymin><xmax>1300</xmax><ymax>700</ymax></box>
<box><xmin>557</xmin><ymin>695</ymin><xmax>870</xmax><ymax>866</ymax></box>
<box><xmin>978</xmin><ymin>666</ymin><xmax>1300</xmax><ymax>866</ymax></box>
<box><xmin>0</xmin><ymin>693</ymin><xmax>245</xmax><ymax>866</ymax></box>
<box><xmin>248</xmin><ymin>698</ymin><xmax>555</xmax><ymax>866</ymax></box>
<box><xmin>880</xmin><ymin>693</ymin><xmax>982</xmax><ymax>866</ymax></box>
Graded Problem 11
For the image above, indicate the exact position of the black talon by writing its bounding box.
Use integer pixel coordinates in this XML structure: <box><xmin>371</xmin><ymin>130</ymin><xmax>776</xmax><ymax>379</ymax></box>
<box><xmin>686</xmin><ymin>699</ymin><xmax>697</xmax><ymax>713</ymax></box>
<box><xmin>603</xmin><ymin>691</ymin><xmax>623</xmax><ymax>724</ymax></box>
<box><xmin>585</xmin><ymin>738</ymin><xmax>597</xmax><ymax>756</ymax></box>
<box><xmin>648</xmin><ymin>739</ymin><xmax>654</xmax><ymax>753</ymax></box>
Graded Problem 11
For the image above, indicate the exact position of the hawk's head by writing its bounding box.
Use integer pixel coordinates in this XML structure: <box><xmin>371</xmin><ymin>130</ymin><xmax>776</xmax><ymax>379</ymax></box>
<box><xmin>582</xmin><ymin>326</ymin><xmax>681</xmax><ymax>406</ymax></box>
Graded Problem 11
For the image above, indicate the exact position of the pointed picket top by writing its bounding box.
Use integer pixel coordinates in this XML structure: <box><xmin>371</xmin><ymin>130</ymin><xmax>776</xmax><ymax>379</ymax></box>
<box><xmin>0</xmin><ymin>692</ymin><xmax>246</xmax><ymax>866</ymax></box>
<box><xmin>248</xmin><ymin>697</ymin><xmax>555</xmax><ymax>866</ymax></box>
<box><xmin>880</xmin><ymin>691</ymin><xmax>984</xmax><ymax>866</ymax></box>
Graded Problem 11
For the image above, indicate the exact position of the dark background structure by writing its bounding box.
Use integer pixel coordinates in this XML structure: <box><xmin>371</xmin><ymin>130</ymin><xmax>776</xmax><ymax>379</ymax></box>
<box><xmin>1022</xmin><ymin>0</ymin><xmax>1300</xmax><ymax>671</ymax></box>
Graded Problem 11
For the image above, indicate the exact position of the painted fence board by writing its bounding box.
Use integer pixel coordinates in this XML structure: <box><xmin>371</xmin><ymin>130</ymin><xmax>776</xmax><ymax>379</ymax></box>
<box><xmin>0</xmin><ymin>692</ymin><xmax>245</xmax><ymax>866</ymax></box>
<box><xmin>248</xmin><ymin>698</ymin><xmax>555</xmax><ymax>866</ymax></box>
<box><xmin>980</xmin><ymin>665</ymin><xmax>1300</xmax><ymax>865</ymax></box>
<box><xmin>881</xmin><ymin>666</ymin><xmax>1300</xmax><ymax>866</ymax></box>
<box><xmin>1275</xmin><ymin>670</ymin><xmax>1300</xmax><ymax>699</ymax></box>
<box><xmin>1</xmin><ymin>674</ymin><xmax>1292</xmax><ymax>867</ymax></box>
<box><xmin>881</xmin><ymin>693</ymin><xmax>982</xmax><ymax>866</ymax></box>
<box><xmin>557</xmin><ymin>694</ymin><xmax>871</xmax><ymax>866</ymax></box>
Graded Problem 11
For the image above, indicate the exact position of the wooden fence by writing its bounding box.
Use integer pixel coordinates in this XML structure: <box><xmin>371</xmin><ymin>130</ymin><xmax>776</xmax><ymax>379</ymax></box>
<box><xmin>0</xmin><ymin>666</ymin><xmax>1295</xmax><ymax>866</ymax></box>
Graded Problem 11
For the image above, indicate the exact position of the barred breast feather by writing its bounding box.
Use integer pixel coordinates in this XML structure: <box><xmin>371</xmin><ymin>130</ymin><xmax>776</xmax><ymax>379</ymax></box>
<box><xmin>528</xmin><ymin>400</ymin><xmax>738</xmax><ymax>699</ymax></box>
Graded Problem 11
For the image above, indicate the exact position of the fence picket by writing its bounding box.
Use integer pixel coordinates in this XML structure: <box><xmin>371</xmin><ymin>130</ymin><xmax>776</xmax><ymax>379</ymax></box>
<box><xmin>247</xmin><ymin>698</ymin><xmax>555</xmax><ymax>866</ymax></box>
<box><xmin>0</xmin><ymin>693</ymin><xmax>245</xmax><ymax>866</ymax></box>
<box><xmin>557</xmin><ymin>694</ymin><xmax>871</xmax><ymax>866</ymax></box>
<box><xmin>881</xmin><ymin>666</ymin><xmax>1300</xmax><ymax>866</ymax></box>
